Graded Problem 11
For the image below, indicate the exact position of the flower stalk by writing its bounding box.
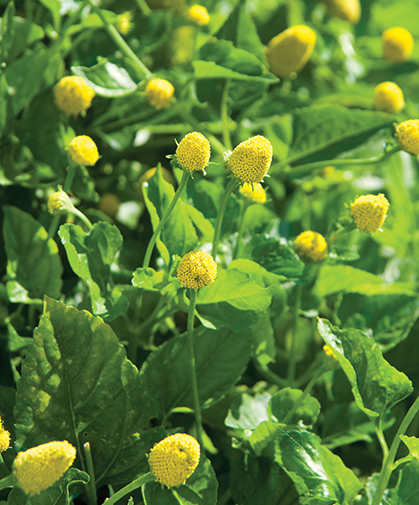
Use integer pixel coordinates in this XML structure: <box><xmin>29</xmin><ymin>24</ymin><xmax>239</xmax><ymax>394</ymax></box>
<box><xmin>212</xmin><ymin>177</ymin><xmax>240</xmax><ymax>259</ymax></box>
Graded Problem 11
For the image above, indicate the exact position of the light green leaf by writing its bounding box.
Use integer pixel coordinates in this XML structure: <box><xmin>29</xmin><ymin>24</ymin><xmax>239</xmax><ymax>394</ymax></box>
<box><xmin>132</xmin><ymin>267</ymin><xmax>179</xmax><ymax>296</ymax></box>
<box><xmin>400</xmin><ymin>435</ymin><xmax>419</xmax><ymax>460</ymax></box>
<box><xmin>193</xmin><ymin>60</ymin><xmax>277</xmax><ymax>83</ymax></box>
<box><xmin>268</xmin><ymin>388</ymin><xmax>321</xmax><ymax>426</ymax></box>
<box><xmin>387</xmin><ymin>460</ymin><xmax>419</xmax><ymax>505</ymax></box>
<box><xmin>225</xmin><ymin>392</ymin><xmax>271</xmax><ymax>430</ymax></box>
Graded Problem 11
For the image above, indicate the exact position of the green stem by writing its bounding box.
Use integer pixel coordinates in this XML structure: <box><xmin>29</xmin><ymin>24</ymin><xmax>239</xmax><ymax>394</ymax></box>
<box><xmin>135</xmin><ymin>0</ymin><xmax>152</xmax><ymax>16</ymax></box>
<box><xmin>0</xmin><ymin>474</ymin><xmax>15</xmax><ymax>491</ymax></box>
<box><xmin>374</xmin><ymin>421</ymin><xmax>389</xmax><ymax>460</ymax></box>
<box><xmin>143</xmin><ymin>170</ymin><xmax>191</xmax><ymax>268</ymax></box>
<box><xmin>0</xmin><ymin>453</ymin><xmax>9</xmax><ymax>477</ymax></box>
<box><xmin>87</xmin><ymin>0</ymin><xmax>152</xmax><ymax>79</ymax></box>
<box><xmin>83</xmin><ymin>442</ymin><xmax>97</xmax><ymax>505</ymax></box>
<box><xmin>211</xmin><ymin>177</ymin><xmax>239</xmax><ymax>259</ymax></box>
<box><xmin>221</xmin><ymin>80</ymin><xmax>232</xmax><ymax>151</ymax></box>
<box><xmin>103</xmin><ymin>472</ymin><xmax>155</xmax><ymax>505</ymax></box>
<box><xmin>70</xmin><ymin>208</ymin><xmax>93</xmax><ymax>231</ymax></box>
<box><xmin>372</xmin><ymin>396</ymin><xmax>419</xmax><ymax>505</ymax></box>
<box><xmin>47</xmin><ymin>165</ymin><xmax>76</xmax><ymax>240</ymax></box>
<box><xmin>287</xmin><ymin>283</ymin><xmax>303</xmax><ymax>384</ymax></box>
<box><xmin>232</xmin><ymin>200</ymin><xmax>250</xmax><ymax>259</ymax></box>
<box><xmin>187</xmin><ymin>289</ymin><xmax>204</xmax><ymax>448</ymax></box>
<box><xmin>253</xmin><ymin>359</ymin><xmax>289</xmax><ymax>387</ymax></box>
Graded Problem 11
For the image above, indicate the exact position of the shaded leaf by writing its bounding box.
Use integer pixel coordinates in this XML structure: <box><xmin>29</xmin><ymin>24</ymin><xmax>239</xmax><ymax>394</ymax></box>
<box><xmin>268</xmin><ymin>388</ymin><xmax>321</xmax><ymax>426</ymax></box>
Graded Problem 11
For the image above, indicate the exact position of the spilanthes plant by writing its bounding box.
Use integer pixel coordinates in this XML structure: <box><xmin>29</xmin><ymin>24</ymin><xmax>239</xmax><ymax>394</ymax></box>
<box><xmin>48</xmin><ymin>188</ymin><xmax>92</xmax><ymax>230</ymax></box>
<box><xmin>323</xmin><ymin>0</ymin><xmax>361</xmax><ymax>23</ymax></box>
<box><xmin>145</xmin><ymin>78</ymin><xmax>175</xmax><ymax>110</ymax></box>
<box><xmin>115</xmin><ymin>11</ymin><xmax>133</xmax><ymax>35</ymax></box>
<box><xmin>54</xmin><ymin>76</ymin><xmax>95</xmax><ymax>116</ymax></box>
<box><xmin>186</xmin><ymin>4</ymin><xmax>210</xmax><ymax>26</ymax></box>
<box><xmin>68</xmin><ymin>135</ymin><xmax>100</xmax><ymax>167</ymax></box>
<box><xmin>0</xmin><ymin>417</ymin><xmax>10</xmax><ymax>453</ymax></box>
<box><xmin>239</xmin><ymin>182</ymin><xmax>267</xmax><ymax>204</ymax></box>
<box><xmin>294</xmin><ymin>230</ymin><xmax>328</xmax><ymax>263</ymax></box>
<box><xmin>382</xmin><ymin>26</ymin><xmax>414</xmax><ymax>62</ymax></box>
<box><xmin>266</xmin><ymin>25</ymin><xmax>316</xmax><ymax>78</ymax></box>
<box><xmin>350</xmin><ymin>194</ymin><xmax>390</xmax><ymax>233</ymax></box>
<box><xmin>374</xmin><ymin>81</ymin><xmax>405</xmax><ymax>113</ymax></box>
<box><xmin>395</xmin><ymin>119</ymin><xmax>419</xmax><ymax>155</ymax></box>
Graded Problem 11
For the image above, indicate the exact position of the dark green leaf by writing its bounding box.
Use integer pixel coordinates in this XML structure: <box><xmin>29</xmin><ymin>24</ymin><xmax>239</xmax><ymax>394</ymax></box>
<box><xmin>387</xmin><ymin>460</ymin><xmax>419</xmax><ymax>505</ymax></box>
<box><xmin>268</xmin><ymin>388</ymin><xmax>321</xmax><ymax>426</ymax></box>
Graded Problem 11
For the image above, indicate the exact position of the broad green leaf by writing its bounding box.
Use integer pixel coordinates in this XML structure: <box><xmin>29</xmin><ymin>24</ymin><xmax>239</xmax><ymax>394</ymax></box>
<box><xmin>140</xmin><ymin>326</ymin><xmax>253</xmax><ymax>420</ymax></box>
<box><xmin>72</xmin><ymin>60</ymin><xmax>137</xmax><ymax>97</ymax></box>
<box><xmin>7</xmin><ymin>468</ymin><xmax>89</xmax><ymax>505</ymax></box>
<box><xmin>0</xmin><ymin>2</ymin><xmax>15</xmax><ymax>63</ymax></box>
<box><xmin>387</xmin><ymin>460</ymin><xmax>419</xmax><ymax>505</ymax></box>
<box><xmin>14</xmin><ymin>298</ymin><xmax>156</xmax><ymax>485</ymax></box>
<box><xmin>143</xmin><ymin>455</ymin><xmax>217</xmax><ymax>505</ymax></box>
<box><xmin>3</xmin><ymin>206</ymin><xmax>62</xmax><ymax>301</ymax></box>
<box><xmin>268</xmin><ymin>388</ymin><xmax>321</xmax><ymax>426</ymax></box>
<box><xmin>0</xmin><ymin>15</ymin><xmax>44</xmax><ymax>62</ymax></box>
<box><xmin>225</xmin><ymin>392</ymin><xmax>271</xmax><ymax>430</ymax></box>
<box><xmin>193</xmin><ymin>60</ymin><xmax>276</xmax><ymax>83</ymax></box>
<box><xmin>318</xmin><ymin>319</ymin><xmax>413</xmax><ymax>418</ymax></box>
<box><xmin>39</xmin><ymin>0</ymin><xmax>61</xmax><ymax>30</ymax></box>
<box><xmin>132</xmin><ymin>267</ymin><xmax>179</xmax><ymax>296</ymax></box>
<box><xmin>400</xmin><ymin>435</ymin><xmax>419</xmax><ymax>460</ymax></box>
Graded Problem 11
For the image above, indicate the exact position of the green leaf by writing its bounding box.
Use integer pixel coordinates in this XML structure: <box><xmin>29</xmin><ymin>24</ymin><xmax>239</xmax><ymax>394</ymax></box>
<box><xmin>140</xmin><ymin>326</ymin><xmax>253</xmax><ymax>420</ymax></box>
<box><xmin>39</xmin><ymin>0</ymin><xmax>61</xmax><ymax>30</ymax></box>
<box><xmin>72</xmin><ymin>60</ymin><xmax>137</xmax><ymax>97</ymax></box>
<box><xmin>225</xmin><ymin>392</ymin><xmax>271</xmax><ymax>430</ymax></box>
<box><xmin>387</xmin><ymin>460</ymin><xmax>419</xmax><ymax>505</ymax></box>
<box><xmin>3</xmin><ymin>206</ymin><xmax>62</xmax><ymax>301</ymax></box>
<box><xmin>143</xmin><ymin>455</ymin><xmax>217</xmax><ymax>505</ymax></box>
<box><xmin>14</xmin><ymin>297</ymin><xmax>156</xmax><ymax>485</ymax></box>
<box><xmin>0</xmin><ymin>14</ymin><xmax>44</xmax><ymax>62</ymax></box>
<box><xmin>317</xmin><ymin>319</ymin><xmax>413</xmax><ymax>418</ymax></box>
<box><xmin>400</xmin><ymin>435</ymin><xmax>419</xmax><ymax>460</ymax></box>
<box><xmin>268</xmin><ymin>388</ymin><xmax>321</xmax><ymax>426</ymax></box>
<box><xmin>132</xmin><ymin>267</ymin><xmax>179</xmax><ymax>296</ymax></box>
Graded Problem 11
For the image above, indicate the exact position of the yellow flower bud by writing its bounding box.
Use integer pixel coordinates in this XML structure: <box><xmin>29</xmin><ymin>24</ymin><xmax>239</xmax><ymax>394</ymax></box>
<box><xmin>228</xmin><ymin>135</ymin><xmax>273</xmax><ymax>184</ymax></box>
<box><xmin>54</xmin><ymin>76</ymin><xmax>95</xmax><ymax>116</ymax></box>
<box><xmin>374</xmin><ymin>82</ymin><xmax>404</xmax><ymax>113</ymax></box>
<box><xmin>266</xmin><ymin>25</ymin><xmax>316</xmax><ymax>78</ymax></box>
<box><xmin>68</xmin><ymin>135</ymin><xmax>99</xmax><ymax>166</ymax></box>
<box><xmin>116</xmin><ymin>11</ymin><xmax>133</xmax><ymax>35</ymax></box>
<box><xmin>0</xmin><ymin>417</ymin><xmax>10</xmax><ymax>453</ymax></box>
<box><xmin>98</xmin><ymin>193</ymin><xmax>120</xmax><ymax>218</ymax></box>
<box><xmin>186</xmin><ymin>4</ymin><xmax>210</xmax><ymax>26</ymax></box>
<box><xmin>48</xmin><ymin>189</ymin><xmax>75</xmax><ymax>215</ymax></box>
<box><xmin>148</xmin><ymin>433</ymin><xmax>200</xmax><ymax>488</ymax></box>
<box><xmin>382</xmin><ymin>27</ymin><xmax>414</xmax><ymax>63</ymax></box>
<box><xmin>177</xmin><ymin>250</ymin><xmax>217</xmax><ymax>290</ymax></box>
<box><xmin>324</xmin><ymin>0</ymin><xmax>361</xmax><ymax>23</ymax></box>
<box><xmin>13</xmin><ymin>441</ymin><xmax>76</xmax><ymax>495</ymax></box>
<box><xmin>145</xmin><ymin>79</ymin><xmax>175</xmax><ymax>110</ymax></box>
<box><xmin>294</xmin><ymin>231</ymin><xmax>328</xmax><ymax>262</ymax></box>
<box><xmin>175</xmin><ymin>132</ymin><xmax>211</xmax><ymax>173</ymax></box>
<box><xmin>350</xmin><ymin>194</ymin><xmax>390</xmax><ymax>233</ymax></box>
<box><xmin>239</xmin><ymin>183</ymin><xmax>267</xmax><ymax>203</ymax></box>
<box><xmin>395</xmin><ymin>120</ymin><xmax>419</xmax><ymax>155</ymax></box>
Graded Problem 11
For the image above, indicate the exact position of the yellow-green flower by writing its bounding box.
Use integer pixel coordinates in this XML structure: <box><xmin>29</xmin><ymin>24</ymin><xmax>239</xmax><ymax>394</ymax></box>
<box><xmin>266</xmin><ymin>25</ymin><xmax>316</xmax><ymax>78</ymax></box>
<box><xmin>148</xmin><ymin>433</ymin><xmax>200</xmax><ymax>488</ymax></box>
<box><xmin>68</xmin><ymin>135</ymin><xmax>99</xmax><ymax>166</ymax></box>
<box><xmin>0</xmin><ymin>416</ymin><xmax>10</xmax><ymax>453</ymax></box>
<box><xmin>175</xmin><ymin>132</ymin><xmax>211</xmax><ymax>173</ymax></box>
<box><xmin>294</xmin><ymin>231</ymin><xmax>328</xmax><ymax>262</ymax></box>
<box><xmin>177</xmin><ymin>250</ymin><xmax>217</xmax><ymax>290</ymax></box>
<box><xmin>239</xmin><ymin>182</ymin><xmax>267</xmax><ymax>203</ymax></box>
<box><xmin>146</xmin><ymin>79</ymin><xmax>175</xmax><ymax>110</ymax></box>
<box><xmin>374</xmin><ymin>82</ymin><xmax>404</xmax><ymax>113</ymax></box>
<box><xmin>323</xmin><ymin>0</ymin><xmax>361</xmax><ymax>23</ymax></box>
<box><xmin>186</xmin><ymin>4</ymin><xmax>210</xmax><ymax>26</ymax></box>
<box><xmin>116</xmin><ymin>11</ymin><xmax>133</xmax><ymax>35</ymax></box>
<box><xmin>13</xmin><ymin>441</ymin><xmax>76</xmax><ymax>495</ymax></box>
<box><xmin>228</xmin><ymin>136</ymin><xmax>273</xmax><ymax>183</ymax></box>
<box><xmin>382</xmin><ymin>27</ymin><xmax>414</xmax><ymax>63</ymax></box>
<box><xmin>54</xmin><ymin>76</ymin><xmax>95</xmax><ymax>116</ymax></box>
<box><xmin>395</xmin><ymin>120</ymin><xmax>419</xmax><ymax>155</ymax></box>
<box><xmin>350</xmin><ymin>194</ymin><xmax>390</xmax><ymax>233</ymax></box>
<box><xmin>48</xmin><ymin>189</ymin><xmax>75</xmax><ymax>215</ymax></box>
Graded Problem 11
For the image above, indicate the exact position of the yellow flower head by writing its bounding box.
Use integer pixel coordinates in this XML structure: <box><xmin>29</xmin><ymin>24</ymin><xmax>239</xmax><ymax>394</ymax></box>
<box><xmin>382</xmin><ymin>27</ymin><xmax>414</xmax><ymax>63</ymax></box>
<box><xmin>175</xmin><ymin>132</ymin><xmax>211</xmax><ymax>173</ymax></box>
<box><xmin>374</xmin><ymin>82</ymin><xmax>404</xmax><ymax>113</ymax></box>
<box><xmin>48</xmin><ymin>189</ymin><xmax>75</xmax><ymax>215</ymax></box>
<box><xmin>186</xmin><ymin>4</ymin><xmax>210</xmax><ymax>26</ymax></box>
<box><xmin>177</xmin><ymin>250</ymin><xmax>217</xmax><ymax>290</ymax></box>
<box><xmin>324</xmin><ymin>0</ymin><xmax>361</xmax><ymax>23</ymax></box>
<box><xmin>149</xmin><ymin>434</ymin><xmax>200</xmax><ymax>488</ymax></box>
<box><xmin>395</xmin><ymin>120</ymin><xmax>419</xmax><ymax>155</ymax></box>
<box><xmin>294</xmin><ymin>231</ymin><xmax>328</xmax><ymax>262</ymax></box>
<box><xmin>54</xmin><ymin>76</ymin><xmax>95</xmax><ymax>116</ymax></box>
<box><xmin>99</xmin><ymin>193</ymin><xmax>120</xmax><ymax>218</ymax></box>
<box><xmin>68</xmin><ymin>135</ymin><xmax>99</xmax><ymax>166</ymax></box>
<box><xmin>146</xmin><ymin>79</ymin><xmax>175</xmax><ymax>110</ymax></box>
<box><xmin>239</xmin><ymin>183</ymin><xmax>267</xmax><ymax>203</ymax></box>
<box><xmin>116</xmin><ymin>11</ymin><xmax>133</xmax><ymax>35</ymax></box>
<box><xmin>0</xmin><ymin>417</ymin><xmax>10</xmax><ymax>453</ymax></box>
<box><xmin>266</xmin><ymin>25</ymin><xmax>316</xmax><ymax>78</ymax></box>
<box><xmin>228</xmin><ymin>135</ymin><xmax>273</xmax><ymax>183</ymax></box>
<box><xmin>350</xmin><ymin>194</ymin><xmax>390</xmax><ymax>233</ymax></box>
<box><xmin>13</xmin><ymin>441</ymin><xmax>76</xmax><ymax>495</ymax></box>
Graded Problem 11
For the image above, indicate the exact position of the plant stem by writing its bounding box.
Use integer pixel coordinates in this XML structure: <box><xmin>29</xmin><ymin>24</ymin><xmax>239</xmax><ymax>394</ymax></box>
<box><xmin>87</xmin><ymin>0</ymin><xmax>152</xmax><ymax>80</ymax></box>
<box><xmin>232</xmin><ymin>200</ymin><xmax>250</xmax><ymax>259</ymax></box>
<box><xmin>0</xmin><ymin>474</ymin><xmax>15</xmax><ymax>491</ymax></box>
<box><xmin>83</xmin><ymin>442</ymin><xmax>97</xmax><ymax>505</ymax></box>
<box><xmin>372</xmin><ymin>396</ymin><xmax>419</xmax><ymax>505</ymax></box>
<box><xmin>143</xmin><ymin>170</ymin><xmax>191</xmax><ymax>268</ymax></box>
<box><xmin>211</xmin><ymin>177</ymin><xmax>239</xmax><ymax>259</ymax></box>
<box><xmin>0</xmin><ymin>453</ymin><xmax>9</xmax><ymax>477</ymax></box>
<box><xmin>70</xmin><ymin>208</ymin><xmax>93</xmax><ymax>231</ymax></box>
<box><xmin>221</xmin><ymin>80</ymin><xmax>232</xmax><ymax>151</ymax></box>
<box><xmin>135</xmin><ymin>0</ymin><xmax>152</xmax><ymax>16</ymax></box>
<box><xmin>374</xmin><ymin>421</ymin><xmax>389</xmax><ymax>460</ymax></box>
<box><xmin>186</xmin><ymin>289</ymin><xmax>204</xmax><ymax>448</ymax></box>
<box><xmin>287</xmin><ymin>283</ymin><xmax>303</xmax><ymax>384</ymax></box>
<box><xmin>103</xmin><ymin>472</ymin><xmax>155</xmax><ymax>505</ymax></box>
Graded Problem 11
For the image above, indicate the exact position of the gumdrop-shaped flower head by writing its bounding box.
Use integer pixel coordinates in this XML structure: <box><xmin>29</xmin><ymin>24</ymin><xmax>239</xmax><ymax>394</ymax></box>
<box><xmin>175</xmin><ymin>132</ymin><xmax>211</xmax><ymax>173</ymax></box>
<box><xmin>350</xmin><ymin>194</ymin><xmax>390</xmax><ymax>233</ymax></box>
<box><xmin>266</xmin><ymin>25</ymin><xmax>316</xmax><ymax>78</ymax></box>
<box><xmin>146</xmin><ymin>79</ymin><xmax>175</xmax><ymax>110</ymax></box>
<box><xmin>148</xmin><ymin>433</ymin><xmax>200</xmax><ymax>488</ymax></box>
<box><xmin>186</xmin><ymin>4</ymin><xmax>210</xmax><ymax>26</ymax></box>
<box><xmin>382</xmin><ymin>27</ymin><xmax>414</xmax><ymax>62</ymax></box>
<box><xmin>228</xmin><ymin>136</ymin><xmax>273</xmax><ymax>184</ymax></box>
<box><xmin>374</xmin><ymin>82</ymin><xmax>404</xmax><ymax>113</ymax></box>
<box><xmin>48</xmin><ymin>189</ymin><xmax>75</xmax><ymax>216</ymax></box>
<box><xmin>239</xmin><ymin>183</ymin><xmax>267</xmax><ymax>203</ymax></box>
<box><xmin>324</xmin><ymin>0</ymin><xmax>361</xmax><ymax>23</ymax></box>
<box><xmin>0</xmin><ymin>417</ymin><xmax>10</xmax><ymax>453</ymax></box>
<box><xmin>294</xmin><ymin>231</ymin><xmax>328</xmax><ymax>262</ymax></box>
<box><xmin>395</xmin><ymin>120</ymin><xmax>419</xmax><ymax>155</ymax></box>
<box><xmin>177</xmin><ymin>250</ymin><xmax>217</xmax><ymax>290</ymax></box>
<box><xmin>68</xmin><ymin>135</ymin><xmax>99</xmax><ymax>166</ymax></box>
<box><xmin>13</xmin><ymin>441</ymin><xmax>76</xmax><ymax>495</ymax></box>
<box><xmin>54</xmin><ymin>76</ymin><xmax>95</xmax><ymax>116</ymax></box>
